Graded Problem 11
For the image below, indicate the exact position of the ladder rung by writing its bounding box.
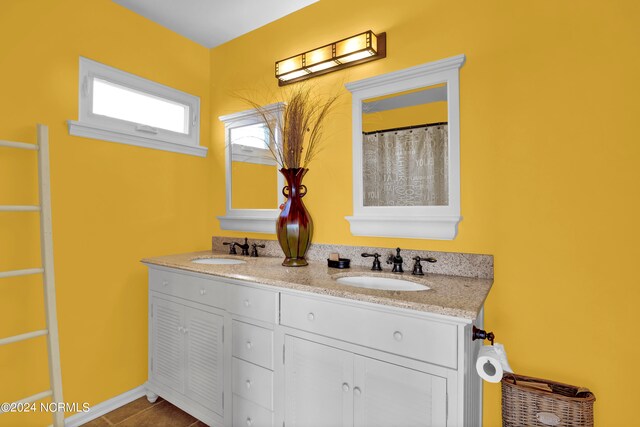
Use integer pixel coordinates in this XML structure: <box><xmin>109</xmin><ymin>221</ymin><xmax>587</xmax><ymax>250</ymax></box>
<box><xmin>0</xmin><ymin>205</ymin><xmax>41</xmax><ymax>212</ymax></box>
<box><xmin>0</xmin><ymin>268</ymin><xmax>44</xmax><ymax>279</ymax></box>
<box><xmin>0</xmin><ymin>390</ymin><xmax>53</xmax><ymax>414</ymax></box>
<box><xmin>0</xmin><ymin>329</ymin><xmax>48</xmax><ymax>346</ymax></box>
<box><xmin>0</xmin><ymin>140</ymin><xmax>38</xmax><ymax>150</ymax></box>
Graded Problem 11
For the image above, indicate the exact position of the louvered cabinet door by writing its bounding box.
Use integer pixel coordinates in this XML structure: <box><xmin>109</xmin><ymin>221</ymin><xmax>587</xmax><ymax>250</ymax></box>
<box><xmin>284</xmin><ymin>336</ymin><xmax>353</xmax><ymax>427</ymax></box>
<box><xmin>152</xmin><ymin>297</ymin><xmax>186</xmax><ymax>394</ymax></box>
<box><xmin>184</xmin><ymin>306</ymin><xmax>224</xmax><ymax>416</ymax></box>
<box><xmin>353</xmin><ymin>355</ymin><xmax>448</xmax><ymax>427</ymax></box>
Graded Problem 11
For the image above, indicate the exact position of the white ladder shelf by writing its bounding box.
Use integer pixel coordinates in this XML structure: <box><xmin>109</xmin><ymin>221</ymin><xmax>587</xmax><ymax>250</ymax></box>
<box><xmin>0</xmin><ymin>125</ymin><xmax>64</xmax><ymax>427</ymax></box>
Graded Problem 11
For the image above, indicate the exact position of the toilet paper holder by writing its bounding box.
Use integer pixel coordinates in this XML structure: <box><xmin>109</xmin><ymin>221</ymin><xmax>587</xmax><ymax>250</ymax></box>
<box><xmin>472</xmin><ymin>326</ymin><xmax>495</xmax><ymax>345</ymax></box>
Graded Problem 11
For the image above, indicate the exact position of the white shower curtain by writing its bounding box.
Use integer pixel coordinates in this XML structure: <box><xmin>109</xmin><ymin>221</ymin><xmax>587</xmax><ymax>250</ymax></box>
<box><xmin>363</xmin><ymin>124</ymin><xmax>448</xmax><ymax>206</ymax></box>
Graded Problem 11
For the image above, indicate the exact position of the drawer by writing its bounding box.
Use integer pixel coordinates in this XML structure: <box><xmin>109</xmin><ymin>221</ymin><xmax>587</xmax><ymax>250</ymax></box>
<box><xmin>228</xmin><ymin>285</ymin><xmax>278</xmax><ymax>323</ymax></box>
<box><xmin>233</xmin><ymin>357</ymin><xmax>273</xmax><ymax>410</ymax></box>
<box><xmin>149</xmin><ymin>268</ymin><xmax>226</xmax><ymax>309</ymax></box>
<box><xmin>233</xmin><ymin>395</ymin><xmax>273</xmax><ymax>427</ymax></box>
<box><xmin>280</xmin><ymin>293</ymin><xmax>458</xmax><ymax>369</ymax></box>
<box><xmin>232</xmin><ymin>320</ymin><xmax>274</xmax><ymax>370</ymax></box>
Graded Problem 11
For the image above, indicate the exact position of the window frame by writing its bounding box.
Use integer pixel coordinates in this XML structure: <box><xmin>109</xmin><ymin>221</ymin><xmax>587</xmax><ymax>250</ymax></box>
<box><xmin>345</xmin><ymin>54</ymin><xmax>465</xmax><ymax>240</ymax></box>
<box><xmin>68</xmin><ymin>57</ymin><xmax>206</xmax><ymax>157</ymax></box>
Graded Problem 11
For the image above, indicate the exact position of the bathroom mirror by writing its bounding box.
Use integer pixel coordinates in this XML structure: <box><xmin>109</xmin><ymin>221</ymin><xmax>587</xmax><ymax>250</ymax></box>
<box><xmin>218</xmin><ymin>103</ymin><xmax>284</xmax><ymax>233</ymax></box>
<box><xmin>345</xmin><ymin>55</ymin><xmax>465</xmax><ymax>239</ymax></box>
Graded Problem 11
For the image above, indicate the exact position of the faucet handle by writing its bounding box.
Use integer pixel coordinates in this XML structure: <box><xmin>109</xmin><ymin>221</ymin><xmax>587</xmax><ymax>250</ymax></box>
<box><xmin>411</xmin><ymin>256</ymin><xmax>424</xmax><ymax>276</ymax></box>
<box><xmin>250</xmin><ymin>243</ymin><xmax>265</xmax><ymax>257</ymax></box>
<box><xmin>222</xmin><ymin>241</ymin><xmax>237</xmax><ymax>255</ymax></box>
<box><xmin>412</xmin><ymin>256</ymin><xmax>436</xmax><ymax>275</ymax></box>
<box><xmin>361</xmin><ymin>253</ymin><xmax>382</xmax><ymax>271</ymax></box>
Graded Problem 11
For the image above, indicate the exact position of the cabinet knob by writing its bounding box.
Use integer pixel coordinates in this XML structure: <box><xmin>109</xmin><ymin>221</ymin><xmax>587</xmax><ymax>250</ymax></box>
<box><xmin>244</xmin><ymin>299</ymin><xmax>251</xmax><ymax>308</ymax></box>
<box><xmin>354</xmin><ymin>386</ymin><xmax>362</xmax><ymax>396</ymax></box>
<box><xmin>162</xmin><ymin>281</ymin><xmax>169</xmax><ymax>287</ymax></box>
<box><xmin>246</xmin><ymin>379</ymin><xmax>252</xmax><ymax>389</ymax></box>
<box><xmin>177</xmin><ymin>326</ymin><xmax>183</xmax><ymax>333</ymax></box>
<box><xmin>246</xmin><ymin>417</ymin><xmax>253</xmax><ymax>426</ymax></box>
<box><xmin>393</xmin><ymin>331</ymin><xmax>403</xmax><ymax>341</ymax></box>
<box><xmin>342</xmin><ymin>382</ymin><xmax>350</xmax><ymax>392</ymax></box>
<box><xmin>246</xmin><ymin>341</ymin><xmax>253</xmax><ymax>350</ymax></box>
<box><xmin>200</xmin><ymin>289</ymin><xmax>206</xmax><ymax>295</ymax></box>
<box><xmin>307</xmin><ymin>312</ymin><xmax>315</xmax><ymax>321</ymax></box>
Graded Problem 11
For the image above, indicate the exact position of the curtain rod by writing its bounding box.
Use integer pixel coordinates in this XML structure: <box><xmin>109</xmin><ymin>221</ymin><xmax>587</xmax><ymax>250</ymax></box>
<box><xmin>362</xmin><ymin>121</ymin><xmax>447</xmax><ymax>135</ymax></box>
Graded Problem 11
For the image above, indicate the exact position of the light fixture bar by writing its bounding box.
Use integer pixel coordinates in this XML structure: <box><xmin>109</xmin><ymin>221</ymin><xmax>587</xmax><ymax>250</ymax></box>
<box><xmin>275</xmin><ymin>31</ymin><xmax>386</xmax><ymax>86</ymax></box>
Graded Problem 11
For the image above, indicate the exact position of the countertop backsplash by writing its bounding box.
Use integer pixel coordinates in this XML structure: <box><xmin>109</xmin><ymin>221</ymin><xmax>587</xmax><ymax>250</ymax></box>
<box><xmin>212</xmin><ymin>236</ymin><xmax>493</xmax><ymax>279</ymax></box>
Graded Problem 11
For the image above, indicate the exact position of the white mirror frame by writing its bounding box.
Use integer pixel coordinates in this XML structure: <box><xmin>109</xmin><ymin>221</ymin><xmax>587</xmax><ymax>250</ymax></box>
<box><xmin>345</xmin><ymin>54</ymin><xmax>465</xmax><ymax>240</ymax></box>
<box><xmin>217</xmin><ymin>103</ymin><xmax>285</xmax><ymax>233</ymax></box>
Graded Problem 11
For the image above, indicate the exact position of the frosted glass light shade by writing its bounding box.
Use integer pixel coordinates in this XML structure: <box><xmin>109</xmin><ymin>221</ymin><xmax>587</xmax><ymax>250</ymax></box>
<box><xmin>275</xmin><ymin>30</ymin><xmax>386</xmax><ymax>85</ymax></box>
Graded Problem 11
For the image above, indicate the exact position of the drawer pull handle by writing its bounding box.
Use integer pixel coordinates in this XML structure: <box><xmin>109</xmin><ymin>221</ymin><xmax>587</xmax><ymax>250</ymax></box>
<box><xmin>177</xmin><ymin>326</ymin><xmax>183</xmax><ymax>333</ymax></box>
<box><xmin>246</xmin><ymin>341</ymin><xmax>253</xmax><ymax>350</ymax></box>
<box><xmin>162</xmin><ymin>281</ymin><xmax>169</xmax><ymax>287</ymax></box>
<box><xmin>307</xmin><ymin>312</ymin><xmax>315</xmax><ymax>321</ymax></box>
<box><xmin>393</xmin><ymin>331</ymin><xmax>403</xmax><ymax>341</ymax></box>
<box><xmin>354</xmin><ymin>386</ymin><xmax>362</xmax><ymax>396</ymax></box>
<box><xmin>246</xmin><ymin>379</ymin><xmax>252</xmax><ymax>389</ymax></box>
<box><xmin>244</xmin><ymin>299</ymin><xmax>251</xmax><ymax>308</ymax></box>
<box><xmin>342</xmin><ymin>382</ymin><xmax>350</xmax><ymax>392</ymax></box>
<box><xmin>200</xmin><ymin>289</ymin><xmax>206</xmax><ymax>295</ymax></box>
<box><xmin>246</xmin><ymin>417</ymin><xmax>253</xmax><ymax>426</ymax></box>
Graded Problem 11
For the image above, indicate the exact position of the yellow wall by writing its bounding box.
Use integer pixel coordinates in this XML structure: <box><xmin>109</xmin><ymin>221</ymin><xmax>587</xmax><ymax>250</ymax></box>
<box><xmin>0</xmin><ymin>1</ymin><xmax>211</xmax><ymax>425</ymax></box>
<box><xmin>210</xmin><ymin>0</ymin><xmax>640</xmax><ymax>424</ymax></box>
<box><xmin>3</xmin><ymin>0</ymin><xmax>640</xmax><ymax>425</ymax></box>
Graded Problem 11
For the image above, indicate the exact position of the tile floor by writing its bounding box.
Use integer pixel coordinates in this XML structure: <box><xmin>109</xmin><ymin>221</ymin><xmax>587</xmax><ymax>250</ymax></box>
<box><xmin>81</xmin><ymin>396</ymin><xmax>206</xmax><ymax>427</ymax></box>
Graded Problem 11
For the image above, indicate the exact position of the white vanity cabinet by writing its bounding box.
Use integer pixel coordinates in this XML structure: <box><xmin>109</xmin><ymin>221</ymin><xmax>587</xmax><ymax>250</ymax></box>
<box><xmin>283</xmin><ymin>336</ymin><xmax>447</xmax><ymax>427</ymax></box>
<box><xmin>151</xmin><ymin>297</ymin><xmax>225</xmax><ymax>412</ymax></box>
<box><xmin>147</xmin><ymin>267</ymin><xmax>230</xmax><ymax>426</ymax></box>
<box><xmin>145</xmin><ymin>264</ymin><xmax>483</xmax><ymax>427</ymax></box>
<box><xmin>228</xmin><ymin>285</ymin><xmax>278</xmax><ymax>427</ymax></box>
<box><xmin>277</xmin><ymin>292</ymin><xmax>482</xmax><ymax>427</ymax></box>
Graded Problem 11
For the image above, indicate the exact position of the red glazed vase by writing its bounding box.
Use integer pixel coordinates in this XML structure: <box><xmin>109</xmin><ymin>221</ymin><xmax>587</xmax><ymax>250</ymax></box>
<box><xmin>277</xmin><ymin>168</ymin><xmax>313</xmax><ymax>267</ymax></box>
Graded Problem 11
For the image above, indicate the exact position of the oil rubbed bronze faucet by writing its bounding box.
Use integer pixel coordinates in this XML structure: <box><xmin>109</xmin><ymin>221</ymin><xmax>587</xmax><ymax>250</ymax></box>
<box><xmin>222</xmin><ymin>241</ymin><xmax>238</xmax><ymax>254</ymax></box>
<box><xmin>387</xmin><ymin>248</ymin><xmax>404</xmax><ymax>273</ymax></box>
<box><xmin>361</xmin><ymin>253</ymin><xmax>383</xmax><ymax>271</ymax></box>
<box><xmin>411</xmin><ymin>256</ymin><xmax>437</xmax><ymax>275</ymax></box>
<box><xmin>223</xmin><ymin>237</ymin><xmax>250</xmax><ymax>256</ymax></box>
<box><xmin>250</xmin><ymin>243</ymin><xmax>265</xmax><ymax>257</ymax></box>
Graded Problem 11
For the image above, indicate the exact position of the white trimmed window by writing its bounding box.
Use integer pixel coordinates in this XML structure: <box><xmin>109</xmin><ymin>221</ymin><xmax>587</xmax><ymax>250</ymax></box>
<box><xmin>68</xmin><ymin>57</ymin><xmax>206</xmax><ymax>157</ymax></box>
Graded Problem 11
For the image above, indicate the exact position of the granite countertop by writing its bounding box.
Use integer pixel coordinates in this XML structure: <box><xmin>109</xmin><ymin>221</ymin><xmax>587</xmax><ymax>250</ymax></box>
<box><xmin>142</xmin><ymin>251</ymin><xmax>493</xmax><ymax>320</ymax></box>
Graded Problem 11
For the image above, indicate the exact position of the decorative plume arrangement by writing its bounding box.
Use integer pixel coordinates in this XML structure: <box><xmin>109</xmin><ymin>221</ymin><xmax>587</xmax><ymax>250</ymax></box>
<box><xmin>239</xmin><ymin>82</ymin><xmax>341</xmax><ymax>267</ymax></box>
<box><xmin>240</xmin><ymin>83</ymin><xmax>341</xmax><ymax>169</ymax></box>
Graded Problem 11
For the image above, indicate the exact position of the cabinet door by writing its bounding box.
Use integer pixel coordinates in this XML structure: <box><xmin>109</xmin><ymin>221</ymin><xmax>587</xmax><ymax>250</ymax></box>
<box><xmin>152</xmin><ymin>297</ymin><xmax>185</xmax><ymax>394</ymax></box>
<box><xmin>353</xmin><ymin>355</ymin><xmax>448</xmax><ymax>427</ymax></box>
<box><xmin>184</xmin><ymin>306</ymin><xmax>224</xmax><ymax>416</ymax></box>
<box><xmin>284</xmin><ymin>336</ymin><xmax>353</xmax><ymax>427</ymax></box>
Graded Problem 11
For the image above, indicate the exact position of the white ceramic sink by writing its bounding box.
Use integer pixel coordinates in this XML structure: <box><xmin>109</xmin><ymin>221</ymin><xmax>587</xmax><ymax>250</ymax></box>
<box><xmin>191</xmin><ymin>258</ymin><xmax>246</xmax><ymax>265</ymax></box>
<box><xmin>335</xmin><ymin>276</ymin><xmax>428</xmax><ymax>291</ymax></box>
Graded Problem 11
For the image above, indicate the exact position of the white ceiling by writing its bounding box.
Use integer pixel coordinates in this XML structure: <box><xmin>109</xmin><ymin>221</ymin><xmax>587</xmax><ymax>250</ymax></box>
<box><xmin>112</xmin><ymin>0</ymin><xmax>319</xmax><ymax>48</ymax></box>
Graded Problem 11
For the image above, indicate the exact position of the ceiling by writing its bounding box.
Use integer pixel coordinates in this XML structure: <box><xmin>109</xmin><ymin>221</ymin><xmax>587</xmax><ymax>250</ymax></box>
<box><xmin>112</xmin><ymin>0</ymin><xmax>319</xmax><ymax>48</ymax></box>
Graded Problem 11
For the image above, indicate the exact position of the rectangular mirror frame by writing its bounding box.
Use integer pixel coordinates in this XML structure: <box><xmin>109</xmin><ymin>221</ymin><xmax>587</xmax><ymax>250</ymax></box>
<box><xmin>217</xmin><ymin>103</ymin><xmax>285</xmax><ymax>233</ymax></box>
<box><xmin>345</xmin><ymin>54</ymin><xmax>465</xmax><ymax>240</ymax></box>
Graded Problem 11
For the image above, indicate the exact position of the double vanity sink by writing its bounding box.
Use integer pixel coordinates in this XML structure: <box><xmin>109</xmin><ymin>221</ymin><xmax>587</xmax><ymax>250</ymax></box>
<box><xmin>142</xmin><ymin>249</ymin><xmax>492</xmax><ymax>427</ymax></box>
<box><xmin>191</xmin><ymin>256</ymin><xmax>429</xmax><ymax>292</ymax></box>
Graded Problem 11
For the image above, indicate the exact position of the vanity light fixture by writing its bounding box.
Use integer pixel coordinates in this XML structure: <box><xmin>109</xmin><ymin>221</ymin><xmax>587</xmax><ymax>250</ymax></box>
<box><xmin>275</xmin><ymin>30</ymin><xmax>387</xmax><ymax>86</ymax></box>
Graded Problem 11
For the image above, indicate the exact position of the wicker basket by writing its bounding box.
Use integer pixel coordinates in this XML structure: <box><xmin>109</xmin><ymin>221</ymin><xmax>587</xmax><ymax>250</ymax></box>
<box><xmin>502</xmin><ymin>373</ymin><xmax>595</xmax><ymax>427</ymax></box>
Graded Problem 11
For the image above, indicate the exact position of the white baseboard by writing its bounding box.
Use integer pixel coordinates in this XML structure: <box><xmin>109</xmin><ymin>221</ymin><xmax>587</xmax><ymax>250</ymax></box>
<box><xmin>64</xmin><ymin>384</ymin><xmax>146</xmax><ymax>427</ymax></box>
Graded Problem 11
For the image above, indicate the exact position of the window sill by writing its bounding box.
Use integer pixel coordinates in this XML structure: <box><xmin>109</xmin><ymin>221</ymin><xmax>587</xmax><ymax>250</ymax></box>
<box><xmin>218</xmin><ymin>211</ymin><xmax>279</xmax><ymax>234</ymax></box>
<box><xmin>345</xmin><ymin>215</ymin><xmax>462</xmax><ymax>240</ymax></box>
<box><xmin>67</xmin><ymin>120</ymin><xmax>208</xmax><ymax>157</ymax></box>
